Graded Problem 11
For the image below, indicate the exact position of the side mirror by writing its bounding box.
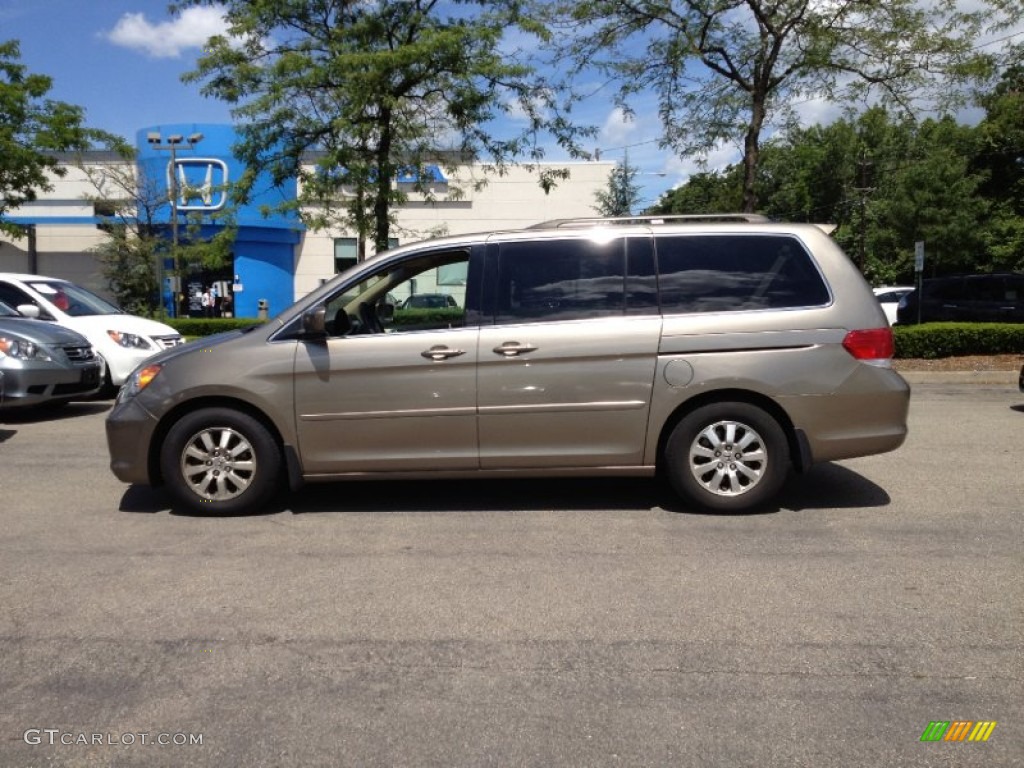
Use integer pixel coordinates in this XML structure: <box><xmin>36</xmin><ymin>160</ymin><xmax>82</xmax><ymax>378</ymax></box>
<box><xmin>302</xmin><ymin>305</ymin><xmax>327</xmax><ymax>337</ymax></box>
<box><xmin>17</xmin><ymin>304</ymin><xmax>40</xmax><ymax>319</ymax></box>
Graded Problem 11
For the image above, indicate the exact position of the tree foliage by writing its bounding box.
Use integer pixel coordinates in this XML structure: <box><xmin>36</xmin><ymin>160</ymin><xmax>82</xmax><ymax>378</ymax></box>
<box><xmin>550</xmin><ymin>0</ymin><xmax>994</xmax><ymax>212</ymax></box>
<box><xmin>175</xmin><ymin>0</ymin><xmax>589</xmax><ymax>253</ymax></box>
<box><xmin>593</xmin><ymin>158</ymin><xmax>642</xmax><ymax>216</ymax></box>
<box><xmin>0</xmin><ymin>40</ymin><xmax>96</xmax><ymax>237</ymax></box>
<box><xmin>652</xmin><ymin>80</ymin><xmax>1024</xmax><ymax>284</ymax></box>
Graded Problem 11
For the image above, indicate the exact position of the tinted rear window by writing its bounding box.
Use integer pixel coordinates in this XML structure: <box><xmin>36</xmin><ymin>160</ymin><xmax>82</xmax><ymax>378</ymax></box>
<box><xmin>494</xmin><ymin>238</ymin><xmax>627</xmax><ymax>323</ymax></box>
<box><xmin>655</xmin><ymin>234</ymin><xmax>830</xmax><ymax>313</ymax></box>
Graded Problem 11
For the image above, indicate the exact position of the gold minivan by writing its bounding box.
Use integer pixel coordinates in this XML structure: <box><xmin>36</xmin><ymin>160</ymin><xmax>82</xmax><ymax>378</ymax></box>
<box><xmin>106</xmin><ymin>215</ymin><xmax>910</xmax><ymax>514</ymax></box>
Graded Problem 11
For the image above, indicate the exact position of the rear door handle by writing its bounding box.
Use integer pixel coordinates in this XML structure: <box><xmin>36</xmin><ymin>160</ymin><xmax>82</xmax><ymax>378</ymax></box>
<box><xmin>493</xmin><ymin>341</ymin><xmax>537</xmax><ymax>357</ymax></box>
<box><xmin>421</xmin><ymin>345</ymin><xmax>465</xmax><ymax>361</ymax></box>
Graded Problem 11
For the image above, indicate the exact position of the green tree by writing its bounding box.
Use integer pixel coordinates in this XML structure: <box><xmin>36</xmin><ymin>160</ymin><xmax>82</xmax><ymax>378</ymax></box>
<box><xmin>176</xmin><ymin>0</ymin><xmax>588</xmax><ymax>254</ymax></box>
<box><xmin>648</xmin><ymin>168</ymin><xmax>741</xmax><ymax>215</ymax></box>
<box><xmin>593</xmin><ymin>157</ymin><xmax>642</xmax><ymax>216</ymax></box>
<box><xmin>550</xmin><ymin>0</ymin><xmax>992</xmax><ymax>212</ymax></box>
<box><xmin>0</xmin><ymin>40</ymin><xmax>96</xmax><ymax>237</ymax></box>
<box><xmin>866</xmin><ymin>117</ymin><xmax>989</xmax><ymax>281</ymax></box>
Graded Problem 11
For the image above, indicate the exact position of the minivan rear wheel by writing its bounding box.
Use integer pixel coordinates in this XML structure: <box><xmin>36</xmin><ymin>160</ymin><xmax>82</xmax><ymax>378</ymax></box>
<box><xmin>665</xmin><ymin>402</ymin><xmax>789</xmax><ymax>513</ymax></box>
<box><xmin>160</xmin><ymin>408</ymin><xmax>281</xmax><ymax>514</ymax></box>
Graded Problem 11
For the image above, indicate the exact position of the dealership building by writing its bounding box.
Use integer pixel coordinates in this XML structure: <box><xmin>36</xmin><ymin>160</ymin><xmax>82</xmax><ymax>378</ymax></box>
<box><xmin>0</xmin><ymin>123</ymin><xmax>614</xmax><ymax>318</ymax></box>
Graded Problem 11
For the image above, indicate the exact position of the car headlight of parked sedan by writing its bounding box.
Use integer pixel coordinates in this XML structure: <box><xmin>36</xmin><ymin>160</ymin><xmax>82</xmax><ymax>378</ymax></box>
<box><xmin>107</xmin><ymin>330</ymin><xmax>155</xmax><ymax>350</ymax></box>
<box><xmin>0</xmin><ymin>336</ymin><xmax>54</xmax><ymax>361</ymax></box>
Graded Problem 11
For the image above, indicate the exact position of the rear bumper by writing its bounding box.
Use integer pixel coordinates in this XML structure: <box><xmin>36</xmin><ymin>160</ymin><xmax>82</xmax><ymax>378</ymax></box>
<box><xmin>779</xmin><ymin>366</ymin><xmax>910</xmax><ymax>464</ymax></box>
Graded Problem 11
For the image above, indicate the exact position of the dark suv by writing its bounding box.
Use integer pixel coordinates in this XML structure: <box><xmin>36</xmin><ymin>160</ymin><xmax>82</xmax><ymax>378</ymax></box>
<box><xmin>896</xmin><ymin>273</ymin><xmax>1024</xmax><ymax>324</ymax></box>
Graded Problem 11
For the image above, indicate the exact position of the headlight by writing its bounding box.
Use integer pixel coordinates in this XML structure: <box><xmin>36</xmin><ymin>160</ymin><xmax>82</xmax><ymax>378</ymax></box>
<box><xmin>0</xmin><ymin>336</ymin><xmax>54</xmax><ymax>361</ymax></box>
<box><xmin>117</xmin><ymin>363</ymin><xmax>163</xmax><ymax>402</ymax></box>
<box><xmin>107</xmin><ymin>330</ymin><xmax>154</xmax><ymax>350</ymax></box>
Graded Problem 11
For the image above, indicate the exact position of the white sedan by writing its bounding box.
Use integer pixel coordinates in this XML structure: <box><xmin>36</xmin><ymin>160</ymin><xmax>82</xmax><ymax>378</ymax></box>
<box><xmin>873</xmin><ymin>286</ymin><xmax>914</xmax><ymax>325</ymax></box>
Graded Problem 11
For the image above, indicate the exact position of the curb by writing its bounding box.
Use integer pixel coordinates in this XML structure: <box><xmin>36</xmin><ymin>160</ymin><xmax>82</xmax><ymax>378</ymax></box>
<box><xmin>897</xmin><ymin>370</ymin><xmax>1020</xmax><ymax>386</ymax></box>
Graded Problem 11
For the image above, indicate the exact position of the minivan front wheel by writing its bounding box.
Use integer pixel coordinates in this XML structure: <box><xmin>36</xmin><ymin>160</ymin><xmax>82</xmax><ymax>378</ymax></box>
<box><xmin>665</xmin><ymin>402</ymin><xmax>789</xmax><ymax>513</ymax></box>
<box><xmin>160</xmin><ymin>408</ymin><xmax>281</xmax><ymax>514</ymax></box>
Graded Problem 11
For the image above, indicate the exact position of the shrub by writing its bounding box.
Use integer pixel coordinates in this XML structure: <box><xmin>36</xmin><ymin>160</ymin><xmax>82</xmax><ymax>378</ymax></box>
<box><xmin>893</xmin><ymin>322</ymin><xmax>1024</xmax><ymax>359</ymax></box>
<box><xmin>390</xmin><ymin>307</ymin><xmax>464</xmax><ymax>329</ymax></box>
<box><xmin>167</xmin><ymin>318</ymin><xmax>267</xmax><ymax>337</ymax></box>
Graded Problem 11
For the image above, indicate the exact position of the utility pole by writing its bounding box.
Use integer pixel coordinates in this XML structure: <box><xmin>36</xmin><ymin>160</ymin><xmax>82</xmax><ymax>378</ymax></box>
<box><xmin>851</xmin><ymin>153</ymin><xmax>874</xmax><ymax>273</ymax></box>
<box><xmin>146</xmin><ymin>131</ymin><xmax>204</xmax><ymax>316</ymax></box>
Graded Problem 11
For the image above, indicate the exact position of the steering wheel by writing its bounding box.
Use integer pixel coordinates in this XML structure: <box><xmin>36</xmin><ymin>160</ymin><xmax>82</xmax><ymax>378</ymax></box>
<box><xmin>358</xmin><ymin>301</ymin><xmax>384</xmax><ymax>334</ymax></box>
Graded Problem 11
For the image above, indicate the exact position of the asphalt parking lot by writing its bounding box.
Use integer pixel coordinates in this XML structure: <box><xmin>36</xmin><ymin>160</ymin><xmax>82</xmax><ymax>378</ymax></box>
<box><xmin>1</xmin><ymin>380</ymin><xmax>1022</xmax><ymax>767</ymax></box>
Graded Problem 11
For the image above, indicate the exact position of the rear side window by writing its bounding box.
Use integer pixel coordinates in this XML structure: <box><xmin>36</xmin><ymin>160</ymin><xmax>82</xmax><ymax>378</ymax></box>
<box><xmin>655</xmin><ymin>234</ymin><xmax>830</xmax><ymax>313</ymax></box>
<box><xmin>494</xmin><ymin>238</ymin><xmax>627</xmax><ymax>324</ymax></box>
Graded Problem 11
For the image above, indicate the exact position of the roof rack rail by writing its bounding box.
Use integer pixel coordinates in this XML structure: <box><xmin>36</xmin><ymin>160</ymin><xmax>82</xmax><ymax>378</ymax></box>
<box><xmin>527</xmin><ymin>213</ymin><xmax>771</xmax><ymax>229</ymax></box>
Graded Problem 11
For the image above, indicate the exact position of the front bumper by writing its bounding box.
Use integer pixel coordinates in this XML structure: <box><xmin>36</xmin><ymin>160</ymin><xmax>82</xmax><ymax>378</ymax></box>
<box><xmin>0</xmin><ymin>360</ymin><xmax>102</xmax><ymax>408</ymax></box>
<box><xmin>106</xmin><ymin>396</ymin><xmax>160</xmax><ymax>484</ymax></box>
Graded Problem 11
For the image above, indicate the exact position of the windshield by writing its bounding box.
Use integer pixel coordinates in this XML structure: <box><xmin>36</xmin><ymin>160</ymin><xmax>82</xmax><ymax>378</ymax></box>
<box><xmin>28</xmin><ymin>280</ymin><xmax>121</xmax><ymax>317</ymax></box>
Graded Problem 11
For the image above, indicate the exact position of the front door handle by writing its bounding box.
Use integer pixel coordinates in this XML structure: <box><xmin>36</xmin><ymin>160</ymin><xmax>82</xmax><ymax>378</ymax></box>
<box><xmin>421</xmin><ymin>345</ymin><xmax>465</xmax><ymax>361</ymax></box>
<box><xmin>493</xmin><ymin>341</ymin><xmax>538</xmax><ymax>357</ymax></box>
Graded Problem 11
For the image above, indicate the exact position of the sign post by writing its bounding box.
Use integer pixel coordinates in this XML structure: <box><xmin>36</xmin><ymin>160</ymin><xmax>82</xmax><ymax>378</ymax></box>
<box><xmin>914</xmin><ymin>241</ymin><xmax>925</xmax><ymax>325</ymax></box>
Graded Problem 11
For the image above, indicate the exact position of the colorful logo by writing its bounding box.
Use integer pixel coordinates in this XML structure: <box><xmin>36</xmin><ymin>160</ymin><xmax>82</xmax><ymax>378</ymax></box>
<box><xmin>920</xmin><ymin>721</ymin><xmax>997</xmax><ymax>742</ymax></box>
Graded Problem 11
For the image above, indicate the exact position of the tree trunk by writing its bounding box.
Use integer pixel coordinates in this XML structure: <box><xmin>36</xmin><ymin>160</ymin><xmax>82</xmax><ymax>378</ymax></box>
<box><xmin>742</xmin><ymin>95</ymin><xmax>767</xmax><ymax>213</ymax></box>
<box><xmin>374</xmin><ymin>110</ymin><xmax>394</xmax><ymax>254</ymax></box>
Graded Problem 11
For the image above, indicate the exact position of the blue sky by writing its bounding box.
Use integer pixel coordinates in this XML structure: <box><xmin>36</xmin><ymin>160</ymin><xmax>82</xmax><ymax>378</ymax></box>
<box><xmin>5</xmin><ymin>2</ymin><xmax>1022</xmax><ymax>211</ymax></box>
<box><xmin>1</xmin><ymin>0</ymin><xmax>688</xmax><ymax>207</ymax></box>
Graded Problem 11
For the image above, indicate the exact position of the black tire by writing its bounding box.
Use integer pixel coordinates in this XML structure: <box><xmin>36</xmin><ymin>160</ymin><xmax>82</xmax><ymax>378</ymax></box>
<box><xmin>664</xmin><ymin>402</ymin><xmax>789</xmax><ymax>513</ymax></box>
<box><xmin>160</xmin><ymin>407</ymin><xmax>282</xmax><ymax>514</ymax></box>
<box><xmin>97</xmin><ymin>364</ymin><xmax>119</xmax><ymax>399</ymax></box>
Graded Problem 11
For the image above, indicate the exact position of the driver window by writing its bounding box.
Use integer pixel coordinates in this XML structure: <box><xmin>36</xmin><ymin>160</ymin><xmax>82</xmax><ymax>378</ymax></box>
<box><xmin>324</xmin><ymin>250</ymin><xmax>469</xmax><ymax>337</ymax></box>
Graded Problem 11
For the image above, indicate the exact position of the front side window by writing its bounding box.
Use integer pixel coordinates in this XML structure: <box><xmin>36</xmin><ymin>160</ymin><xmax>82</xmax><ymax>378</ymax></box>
<box><xmin>323</xmin><ymin>250</ymin><xmax>469</xmax><ymax>336</ymax></box>
<box><xmin>655</xmin><ymin>235</ymin><xmax>830</xmax><ymax>313</ymax></box>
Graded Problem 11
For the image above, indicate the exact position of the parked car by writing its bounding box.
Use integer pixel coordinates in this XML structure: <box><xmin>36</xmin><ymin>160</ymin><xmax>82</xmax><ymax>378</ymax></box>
<box><xmin>400</xmin><ymin>293</ymin><xmax>459</xmax><ymax>309</ymax></box>
<box><xmin>0</xmin><ymin>299</ymin><xmax>102</xmax><ymax>410</ymax></box>
<box><xmin>0</xmin><ymin>274</ymin><xmax>183</xmax><ymax>391</ymax></box>
<box><xmin>872</xmin><ymin>286</ymin><xmax>913</xmax><ymax>325</ymax></box>
<box><xmin>107</xmin><ymin>214</ymin><xmax>910</xmax><ymax>515</ymax></box>
<box><xmin>896</xmin><ymin>272</ymin><xmax>1024</xmax><ymax>324</ymax></box>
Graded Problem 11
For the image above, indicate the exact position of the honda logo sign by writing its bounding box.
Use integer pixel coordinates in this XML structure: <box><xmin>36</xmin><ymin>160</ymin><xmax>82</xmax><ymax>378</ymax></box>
<box><xmin>167</xmin><ymin>158</ymin><xmax>229</xmax><ymax>211</ymax></box>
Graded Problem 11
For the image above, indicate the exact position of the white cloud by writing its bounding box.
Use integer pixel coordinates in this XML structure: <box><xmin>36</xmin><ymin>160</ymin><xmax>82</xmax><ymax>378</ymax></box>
<box><xmin>599</xmin><ymin>107</ymin><xmax>637</xmax><ymax>147</ymax></box>
<box><xmin>662</xmin><ymin>141</ymin><xmax>741</xmax><ymax>187</ymax></box>
<box><xmin>105</xmin><ymin>6</ymin><xmax>229</xmax><ymax>59</ymax></box>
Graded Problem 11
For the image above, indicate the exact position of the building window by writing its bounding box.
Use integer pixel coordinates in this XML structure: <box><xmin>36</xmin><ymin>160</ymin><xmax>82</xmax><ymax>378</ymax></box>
<box><xmin>334</xmin><ymin>238</ymin><xmax>357</xmax><ymax>273</ymax></box>
<box><xmin>335</xmin><ymin>237</ymin><xmax>400</xmax><ymax>272</ymax></box>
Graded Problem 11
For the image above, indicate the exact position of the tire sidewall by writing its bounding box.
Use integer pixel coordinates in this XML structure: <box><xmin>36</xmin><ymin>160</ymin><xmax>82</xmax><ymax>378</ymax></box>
<box><xmin>666</xmin><ymin>402</ymin><xmax>789</xmax><ymax>513</ymax></box>
<box><xmin>160</xmin><ymin>407</ymin><xmax>281</xmax><ymax>515</ymax></box>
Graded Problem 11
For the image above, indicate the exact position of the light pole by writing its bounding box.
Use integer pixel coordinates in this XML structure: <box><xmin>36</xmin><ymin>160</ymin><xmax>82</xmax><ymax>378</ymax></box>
<box><xmin>146</xmin><ymin>131</ymin><xmax>203</xmax><ymax>316</ymax></box>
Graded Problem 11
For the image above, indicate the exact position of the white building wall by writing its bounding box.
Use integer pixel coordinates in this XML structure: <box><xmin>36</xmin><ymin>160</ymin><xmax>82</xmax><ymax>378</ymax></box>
<box><xmin>292</xmin><ymin>162</ymin><xmax>614</xmax><ymax>299</ymax></box>
<box><xmin>0</xmin><ymin>159</ymin><xmax>130</xmax><ymax>301</ymax></box>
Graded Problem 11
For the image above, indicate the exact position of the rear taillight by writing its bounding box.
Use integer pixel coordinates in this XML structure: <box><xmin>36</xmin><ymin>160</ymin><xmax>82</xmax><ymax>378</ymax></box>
<box><xmin>842</xmin><ymin>328</ymin><xmax>894</xmax><ymax>366</ymax></box>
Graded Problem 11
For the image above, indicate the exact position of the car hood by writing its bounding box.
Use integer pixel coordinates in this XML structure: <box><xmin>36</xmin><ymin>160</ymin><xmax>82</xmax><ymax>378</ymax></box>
<box><xmin>141</xmin><ymin>329</ymin><xmax>247</xmax><ymax>368</ymax></box>
<box><xmin>0</xmin><ymin>317</ymin><xmax>91</xmax><ymax>346</ymax></box>
<box><xmin>59</xmin><ymin>313</ymin><xmax>180</xmax><ymax>338</ymax></box>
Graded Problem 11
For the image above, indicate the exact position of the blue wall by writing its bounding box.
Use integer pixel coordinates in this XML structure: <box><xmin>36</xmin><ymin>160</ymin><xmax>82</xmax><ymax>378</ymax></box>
<box><xmin>136</xmin><ymin>123</ymin><xmax>303</xmax><ymax>318</ymax></box>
